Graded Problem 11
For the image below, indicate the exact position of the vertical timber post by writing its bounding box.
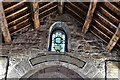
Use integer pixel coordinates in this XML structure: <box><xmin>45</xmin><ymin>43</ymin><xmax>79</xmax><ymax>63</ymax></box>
<box><xmin>58</xmin><ymin>0</ymin><xmax>64</xmax><ymax>14</ymax></box>
<box><xmin>106</xmin><ymin>23</ymin><xmax>120</xmax><ymax>52</ymax></box>
<box><xmin>0</xmin><ymin>2</ymin><xmax>11</xmax><ymax>43</ymax></box>
<box><xmin>31</xmin><ymin>1</ymin><xmax>40</xmax><ymax>30</ymax></box>
<box><xmin>82</xmin><ymin>0</ymin><xmax>97</xmax><ymax>34</ymax></box>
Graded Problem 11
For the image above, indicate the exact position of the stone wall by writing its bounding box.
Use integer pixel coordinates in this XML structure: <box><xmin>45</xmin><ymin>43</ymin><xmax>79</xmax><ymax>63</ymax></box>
<box><xmin>0</xmin><ymin>13</ymin><xmax>120</xmax><ymax>79</ymax></box>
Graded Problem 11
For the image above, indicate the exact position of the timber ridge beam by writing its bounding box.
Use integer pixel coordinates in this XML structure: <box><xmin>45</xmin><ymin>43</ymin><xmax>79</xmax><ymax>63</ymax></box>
<box><xmin>0</xmin><ymin>2</ymin><xmax>11</xmax><ymax>43</ymax></box>
<box><xmin>82</xmin><ymin>0</ymin><xmax>97</xmax><ymax>34</ymax></box>
<box><xmin>58</xmin><ymin>0</ymin><xmax>64</xmax><ymax>14</ymax></box>
<box><xmin>31</xmin><ymin>2</ymin><xmax>40</xmax><ymax>30</ymax></box>
<box><xmin>106</xmin><ymin>23</ymin><xmax>120</xmax><ymax>52</ymax></box>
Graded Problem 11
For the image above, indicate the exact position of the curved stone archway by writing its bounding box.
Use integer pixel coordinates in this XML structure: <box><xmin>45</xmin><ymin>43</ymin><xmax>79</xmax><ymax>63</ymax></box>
<box><xmin>19</xmin><ymin>61</ymin><xmax>88</xmax><ymax>79</ymax></box>
<box><xmin>7</xmin><ymin>53</ymin><xmax>92</xmax><ymax>79</ymax></box>
<box><xmin>26</xmin><ymin>65</ymin><xmax>84</xmax><ymax>79</ymax></box>
<box><xmin>7</xmin><ymin>59</ymin><xmax>89</xmax><ymax>79</ymax></box>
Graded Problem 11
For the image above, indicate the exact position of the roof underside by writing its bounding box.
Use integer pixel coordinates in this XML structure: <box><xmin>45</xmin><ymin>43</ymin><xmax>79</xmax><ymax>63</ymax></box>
<box><xmin>0</xmin><ymin>1</ymin><xmax>120</xmax><ymax>51</ymax></box>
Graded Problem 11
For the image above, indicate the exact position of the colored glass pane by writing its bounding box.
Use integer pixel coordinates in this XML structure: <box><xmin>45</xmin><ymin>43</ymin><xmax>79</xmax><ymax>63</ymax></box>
<box><xmin>55</xmin><ymin>37</ymin><xmax>62</xmax><ymax>44</ymax></box>
<box><xmin>51</xmin><ymin>30</ymin><xmax>66</xmax><ymax>52</ymax></box>
<box><xmin>54</xmin><ymin>45</ymin><xmax>62</xmax><ymax>51</ymax></box>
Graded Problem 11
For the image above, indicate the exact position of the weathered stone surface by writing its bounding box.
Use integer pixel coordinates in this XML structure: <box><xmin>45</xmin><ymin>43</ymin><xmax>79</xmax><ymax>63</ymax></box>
<box><xmin>17</xmin><ymin>60</ymin><xmax>32</xmax><ymax>73</ymax></box>
<box><xmin>15</xmin><ymin>64</ymin><xmax>26</xmax><ymax>76</ymax></box>
<box><xmin>86</xmin><ymin>66</ymin><xmax>99</xmax><ymax>78</ymax></box>
<box><xmin>0</xmin><ymin>13</ymin><xmax>119</xmax><ymax>79</ymax></box>
<box><xmin>94</xmin><ymin>72</ymin><xmax>105</xmax><ymax>78</ymax></box>
<box><xmin>30</xmin><ymin>53</ymin><xmax>85</xmax><ymax>68</ymax></box>
<box><xmin>7</xmin><ymin>68</ymin><xmax>20</xmax><ymax>78</ymax></box>
<box><xmin>0</xmin><ymin>57</ymin><xmax>8</xmax><ymax>79</ymax></box>
<box><xmin>81</xmin><ymin>63</ymin><xmax>93</xmax><ymax>75</ymax></box>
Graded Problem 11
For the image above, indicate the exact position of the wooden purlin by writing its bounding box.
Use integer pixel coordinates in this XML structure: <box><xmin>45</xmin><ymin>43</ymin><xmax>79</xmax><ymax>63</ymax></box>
<box><xmin>82</xmin><ymin>0</ymin><xmax>97</xmax><ymax>34</ymax></box>
<box><xmin>8</xmin><ymin>13</ymin><xmax>30</xmax><ymax>27</ymax></box>
<box><xmin>4</xmin><ymin>2</ymin><xmax>25</xmax><ymax>14</ymax></box>
<box><xmin>31</xmin><ymin>2</ymin><xmax>40</xmax><ymax>30</ymax></box>
<box><xmin>6</xmin><ymin>6</ymin><xmax>28</xmax><ymax>22</ymax></box>
<box><xmin>65</xmin><ymin>2</ymin><xmax>86</xmax><ymax>24</ymax></box>
<box><xmin>103</xmin><ymin>2</ymin><xmax>120</xmax><ymax>16</ymax></box>
<box><xmin>97</xmin><ymin>5</ymin><xmax>119</xmax><ymax>25</ymax></box>
<box><xmin>106</xmin><ymin>23</ymin><xmax>120</xmax><ymax>52</ymax></box>
<box><xmin>94</xmin><ymin>11</ymin><xmax>117</xmax><ymax>32</ymax></box>
<box><xmin>39</xmin><ymin>2</ymin><xmax>57</xmax><ymax>19</ymax></box>
<box><xmin>39</xmin><ymin>5</ymin><xmax>57</xmax><ymax>19</ymax></box>
<box><xmin>0</xmin><ymin>2</ymin><xmax>11</xmax><ymax>43</ymax></box>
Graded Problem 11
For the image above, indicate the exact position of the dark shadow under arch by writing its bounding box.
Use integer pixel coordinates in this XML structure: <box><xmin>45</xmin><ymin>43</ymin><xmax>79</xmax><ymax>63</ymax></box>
<box><xmin>27</xmin><ymin>65</ymin><xmax>85</xmax><ymax>80</ymax></box>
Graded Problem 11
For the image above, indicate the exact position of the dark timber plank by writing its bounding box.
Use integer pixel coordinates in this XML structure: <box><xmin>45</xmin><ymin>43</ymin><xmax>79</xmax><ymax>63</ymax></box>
<box><xmin>39</xmin><ymin>2</ymin><xmax>56</xmax><ymax>13</ymax></box>
<box><xmin>2</xmin><ymin>2</ymin><xmax>18</xmax><ymax>9</ymax></box>
<box><xmin>8</xmin><ymin>13</ymin><xmax>30</xmax><ymax>28</ymax></box>
<box><xmin>2</xmin><ymin>2</ymin><xmax>12</xmax><ymax>7</ymax></box>
<box><xmin>6</xmin><ymin>6</ymin><xmax>28</xmax><ymax>22</ymax></box>
<box><xmin>90</xmin><ymin>25</ymin><xmax>110</xmax><ymax>43</ymax></box>
<box><xmin>4</xmin><ymin>2</ymin><xmax>25</xmax><ymax>15</ymax></box>
<box><xmin>11</xmin><ymin>24</ymin><xmax>31</xmax><ymax>35</ymax></box>
<box><xmin>71</xmin><ymin>2</ymin><xmax>88</xmax><ymax>13</ymax></box>
<box><xmin>103</xmin><ymin>2</ymin><xmax>120</xmax><ymax>16</ymax></box>
<box><xmin>65</xmin><ymin>4</ymin><xmax>85</xmax><ymax>24</ymax></box>
<box><xmin>93</xmin><ymin>17</ymin><xmax>114</xmax><ymax>38</ymax></box>
<box><xmin>39</xmin><ymin>2</ymin><xmax>49</xmax><ymax>7</ymax></box>
<box><xmin>97</xmin><ymin>5</ymin><xmax>119</xmax><ymax>25</ymax></box>
<box><xmin>67</xmin><ymin>2</ymin><xmax>86</xmax><ymax>18</ymax></box>
<box><xmin>94</xmin><ymin>11</ymin><xmax>117</xmax><ymax>33</ymax></box>
<box><xmin>39</xmin><ymin>5</ymin><xmax>57</xmax><ymax>19</ymax></box>
<box><xmin>9</xmin><ymin>18</ymin><xmax>30</xmax><ymax>33</ymax></box>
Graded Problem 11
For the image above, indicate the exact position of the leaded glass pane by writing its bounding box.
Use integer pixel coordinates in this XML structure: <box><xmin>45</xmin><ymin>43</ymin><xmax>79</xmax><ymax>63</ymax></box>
<box><xmin>51</xmin><ymin>30</ymin><xmax>66</xmax><ymax>52</ymax></box>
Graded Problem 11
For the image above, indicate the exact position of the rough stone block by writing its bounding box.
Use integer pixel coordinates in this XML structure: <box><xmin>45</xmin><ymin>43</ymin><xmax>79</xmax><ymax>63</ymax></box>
<box><xmin>18</xmin><ymin>60</ymin><xmax>32</xmax><ymax>73</ymax></box>
<box><xmin>94</xmin><ymin>72</ymin><xmax>105</xmax><ymax>78</ymax></box>
<box><xmin>7</xmin><ymin>68</ymin><xmax>20</xmax><ymax>78</ymax></box>
<box><xmin>81</xmin><ymin>63</ymin><xmax>93</xmax><ymax>75</ymax></box>
<box><xmin>15</xmin><ymin>64</ymin><xmax>26</xmax><ymax>76</ymax></box>
<box><xmin>86</xmin><ymin>66</ymin><xmax>99</xmax><ymax>78</ymax></box>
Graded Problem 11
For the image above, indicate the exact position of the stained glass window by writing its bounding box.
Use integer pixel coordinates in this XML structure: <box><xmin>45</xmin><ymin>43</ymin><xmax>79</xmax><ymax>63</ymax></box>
<box><xmin>51</xmin><ymin>30</ymin><xmax>66</xmax><ymax>52</ymax></box>
<box><xmin>48</xmin><ymin>21</ymin><xmax>68</xmax><ymax>53</ymax></box>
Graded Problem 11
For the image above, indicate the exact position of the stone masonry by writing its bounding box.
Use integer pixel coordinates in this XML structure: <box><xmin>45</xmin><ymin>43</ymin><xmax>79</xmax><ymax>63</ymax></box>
<box><xmin>0</xmin><ymin>13</ymin><xmax>120</xmax><ymax>79</ymax></box>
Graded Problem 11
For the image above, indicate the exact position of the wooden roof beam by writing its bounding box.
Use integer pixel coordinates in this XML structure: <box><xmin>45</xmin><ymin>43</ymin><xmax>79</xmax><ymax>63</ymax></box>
<box><xmin>31</xmin><ymin>2</ymin><xmax>40</xmax><ymax>30</ymax></box>
<box><xmin>82</xmin><ymin>0</ymin><xmax>97</xmax><ymax>34</ymax></box>
<box><xmin>0</xmin><ymin>2</ymin><xmax>11</xmax><ymax>43</ymax></box>
<box><xmin>58</xmin><ymin>0</ymin><xmax>64</xmax><ymax>14</ymax></box>
<box><xmin>106</xmin><ymin>23</ymin><xmax>120</xmax><ymax>52</ymax></box>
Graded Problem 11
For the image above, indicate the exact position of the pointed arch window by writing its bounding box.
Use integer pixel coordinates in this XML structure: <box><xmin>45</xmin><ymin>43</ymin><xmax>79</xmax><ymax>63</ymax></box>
<box><xmin>48</xmin><ymin>22</ymin><xmax>68</xmax><ymax>53</ymax></box>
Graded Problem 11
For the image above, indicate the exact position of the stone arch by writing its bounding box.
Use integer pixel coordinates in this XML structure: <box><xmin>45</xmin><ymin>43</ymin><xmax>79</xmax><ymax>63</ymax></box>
<box><xmin>7</xmin><ymin>60</ymin><xmax>88</xmax><ymax>79</ymax></box>
<box><xmin>20</xmin><ymin>61</ymin><xmax>88</xmax><ymax>79</ymax></box>
<box><xmin>25</xmin><ymin>65</ymin><xmax>83</xmax><ymax>79</ymax></box>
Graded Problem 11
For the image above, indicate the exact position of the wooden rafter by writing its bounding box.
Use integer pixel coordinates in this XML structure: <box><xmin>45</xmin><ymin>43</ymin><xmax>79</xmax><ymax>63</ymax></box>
<box><xmin>31</xmin><ymin>2</ymin><xmax>40</xmax><ymax>30</ymax></box>
<box><xmin>58</xmin><ymin>0</ymin><xmax>64</xmax><ymax>14</ymax></box>
<box><xmin>106</xmin><ymin>23</ymin><xmax>120</xmax><ymax>52</ymax></box>
<box><xmin>0</xmin><ymin>2</ymin><xmax>11</xmax><ymax>43</ymax></box>
<box><xmin>82</xmin><ymin>0</ymin><xmax>97</xmax><ymax>34</ymax></box>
